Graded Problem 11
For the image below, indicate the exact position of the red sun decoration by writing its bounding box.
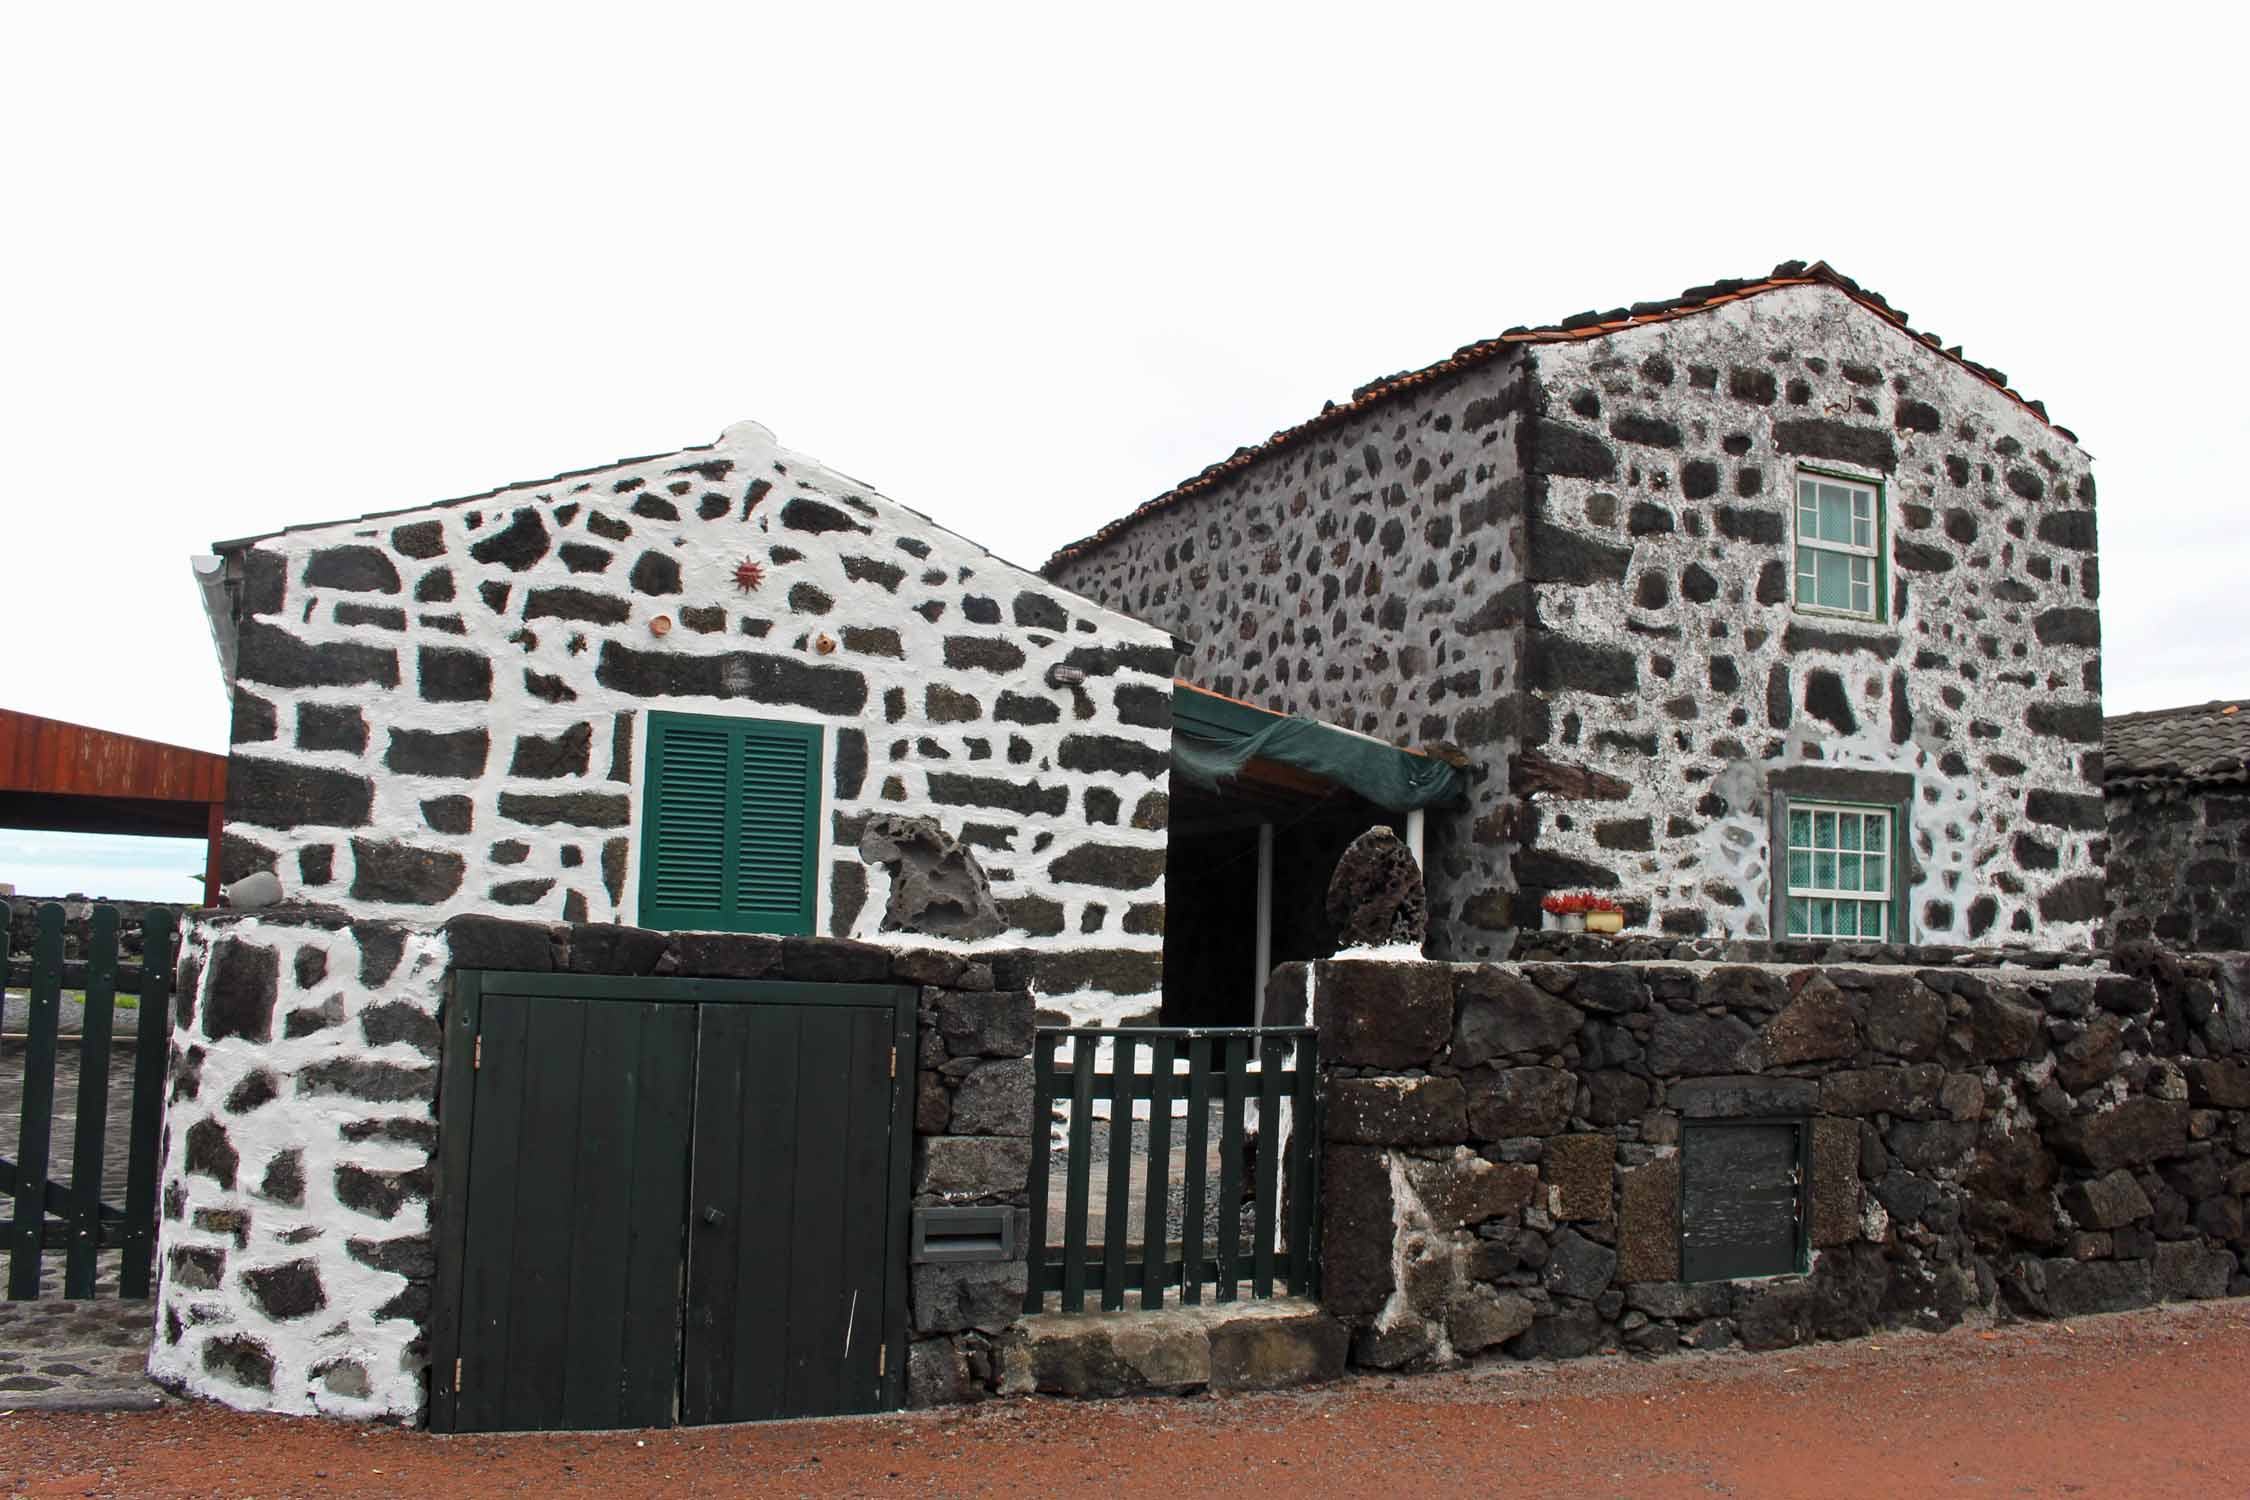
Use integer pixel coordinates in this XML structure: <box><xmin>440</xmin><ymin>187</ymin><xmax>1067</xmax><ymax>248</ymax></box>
<box><xmin>732</xmin><ymin>558</ymin><xmax>765</xmax><ymax>593</ymax></box>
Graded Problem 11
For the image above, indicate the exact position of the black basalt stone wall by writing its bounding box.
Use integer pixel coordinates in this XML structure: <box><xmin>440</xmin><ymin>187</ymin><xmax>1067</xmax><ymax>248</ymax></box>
<box><xmin>2108</xmin><ymin>788</ymin><xmax>2250</xmax><ymax>950</ymax></box>
<box><xmin>1286</xmin><ymin>946</ymin><xmax>2247</xmax><ymax>1372</ymax></box>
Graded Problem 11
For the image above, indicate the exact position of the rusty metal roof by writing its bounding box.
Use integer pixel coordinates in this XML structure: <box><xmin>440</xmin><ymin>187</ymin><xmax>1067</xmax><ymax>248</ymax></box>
<box><xmin>2105</xmin><ymin>700</ymin><xmax>2250</xmax><ymax>795</ymax></box>
<box><xmin>1043</xmin><ymin>260</ymin><xmax>2074</xmax><ymax>573</ymax></box>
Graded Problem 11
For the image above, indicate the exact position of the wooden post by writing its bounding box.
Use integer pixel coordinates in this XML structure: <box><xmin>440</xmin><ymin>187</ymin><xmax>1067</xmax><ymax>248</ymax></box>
<box><xmin>201</xmin><ymin>801</ymin><xmax>224</xmax><ymax>907</ymax></box>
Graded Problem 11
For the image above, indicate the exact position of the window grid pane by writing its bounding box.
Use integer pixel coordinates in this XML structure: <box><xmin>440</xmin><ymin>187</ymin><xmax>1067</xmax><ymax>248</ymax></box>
<box><xmin>1783</xmin><ymin>802</ymin><xmax>1892</xmax><ymax>940</ymax></box>
<box><xmin>1792</xmin><ymin>474</ymin><xmax>1881</xmax><ymax>619</ymax></box>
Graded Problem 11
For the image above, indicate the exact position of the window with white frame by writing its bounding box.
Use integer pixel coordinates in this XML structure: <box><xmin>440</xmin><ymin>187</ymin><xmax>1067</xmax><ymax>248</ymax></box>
<box><xmin>1794</xmin><ymin>474</ymin><xmax>1882</xmax><ymax>619</ymax></box>
<box><xmin>1782</xmin><ymin>802</ymin><xmax>1892</xmax><ymax>940</ymax></box>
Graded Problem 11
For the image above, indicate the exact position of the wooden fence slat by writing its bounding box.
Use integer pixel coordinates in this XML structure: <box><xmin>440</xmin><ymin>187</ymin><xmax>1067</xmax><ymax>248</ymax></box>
<box><xmin>1140</xmin><ymin>1035</ymin><xmax>1175</xmax><ymax>1310</ymax></box>
<box><xmin>1022</xmin><ymin>1031</ymin><xmax>1058</xmax><ymax>1313</ymax></box>
<box><xmin>63</xmin><ymin>906</ymin><xmax>119</xmax><ymax>1298</ymax></box>
<box><xmin>1098</xmin><ymin>1035</ymin><xmax>1134</xmax><ymax>1311</ymax></box>
<box><xmin>1214</xmin><ymin>1037</ymin><xmax>1247</xmax><ymax>1302</ymax></box>
<box><xmin>1060</xmin><ymin>1038</ymin><xmax>1096</xmax><ymax>1313</ymax></box>
<box><xmin>1252</xmin><ymin>1033</ymin><xmax>1284</xmax><ymax>1299</ymax></box>
<box><xmin>1181</xmin><ymin>1037</ymin><xmax>1210</xmax><ymax>1306</ymax></box>
<box><xmin>8</xmin><ymin>904</ymin><xmax>66</xmax><ymax>1300</ymax></box>
<box><xmin>120</xmin><ymin>911</ymin><xmax>175</xmax><ymax>1298</ymax></box>
<box><xmin>1287</xmin><ymin>1032</ymin><xmax>1319</xmax><ymax>1296</ymax></box>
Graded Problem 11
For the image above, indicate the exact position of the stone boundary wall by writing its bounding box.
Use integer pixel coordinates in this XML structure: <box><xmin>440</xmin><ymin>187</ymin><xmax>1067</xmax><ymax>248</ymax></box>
<box><xmin>149</xmin><ymin>907</ymin><xmax>1035</xmax><ymax>1422</ymax></box>
<box><xmin>2107</xmin><ymin>785</ymin><xmax>2250</xmax><ymax>951</ymax></box>
<box><xmin>1517</xmin><ymin>929</ymin><xmax>2112</xmax><ymax>970</ymax></box>
<box><xmin>5</xmin><ymin>896</ymin><xmax>188</xmax><ymax>966</ymax></box>
<box><xmin>1282</xmin><ymin>950</ymin><xmax>2248</xmax><ymax>1370</ymax></box>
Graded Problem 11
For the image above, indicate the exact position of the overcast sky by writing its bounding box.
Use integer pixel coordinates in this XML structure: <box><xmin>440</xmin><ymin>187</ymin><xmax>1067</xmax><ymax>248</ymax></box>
<box><xmin>4</xmin><ymin>4</ymin><xmax>2242</xmax><ymax>900</ymax></box>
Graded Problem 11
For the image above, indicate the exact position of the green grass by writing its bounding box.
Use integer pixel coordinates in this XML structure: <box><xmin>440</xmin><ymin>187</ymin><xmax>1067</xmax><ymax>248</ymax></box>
<box><xmin>2</xmin><ymin>990</ymin><xmax>135</xmax><ymax>1009</ymax></box>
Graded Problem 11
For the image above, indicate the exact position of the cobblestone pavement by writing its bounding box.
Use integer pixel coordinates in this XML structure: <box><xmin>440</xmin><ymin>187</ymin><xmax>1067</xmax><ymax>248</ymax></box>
<box><xmin>0</xmin><ymin>1295</ymin><xmax>162</xmax><ymax>1412</ymax></box>
<box><xmin>3</xmin><ymin>1035</ymin><xmax>145</xmax><ymax>1212</ymax></box>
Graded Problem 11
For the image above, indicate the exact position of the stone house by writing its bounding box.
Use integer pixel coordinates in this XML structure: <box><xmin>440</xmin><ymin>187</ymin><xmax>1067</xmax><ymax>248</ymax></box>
<box><xmin>2105</xmin><ymin>699</ymin><xmax>2250</xmax><ymax>948</ymax></box>
<box><xmin>1046</xmin><ymin>261</ymin><xmax>2107</xmax><ymax>960</ymax></box>
<box><xmin>196</xmin><ymin>419</ymin><xmax>1180</xmax><ymax>1024</ymax></box>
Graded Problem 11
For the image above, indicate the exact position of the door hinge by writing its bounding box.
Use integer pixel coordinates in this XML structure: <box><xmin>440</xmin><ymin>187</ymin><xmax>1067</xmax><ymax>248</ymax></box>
<box><xmin>890</xmin><ymin>1045</ymin><xmax>897</xmax><ymax>1079</ymax></box>
<box><xmin>473</xmin><ymin>1034</ymin><xmax>482</xmax><ymax>1071</ymax></box>
<box><xmin>878</xmin><ymin>1345</ymin><xmax>886</xmax><ymax>1377</ymax></box>
<box><xmin>454</xmin><ymin>1356</ymin><xmax>463</xmax><ymax>1391</ymax></box>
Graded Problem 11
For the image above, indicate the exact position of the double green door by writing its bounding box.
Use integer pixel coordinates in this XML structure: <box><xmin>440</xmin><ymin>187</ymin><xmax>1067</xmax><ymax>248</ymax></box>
<box><xmin>429</xmin><ymin>973</ymin><xmax>914</xmax><ymax>1433</ymax></box>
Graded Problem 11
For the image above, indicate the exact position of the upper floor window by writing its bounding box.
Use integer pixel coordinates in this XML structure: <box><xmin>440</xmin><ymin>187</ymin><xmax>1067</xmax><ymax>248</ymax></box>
<box><xmin>639</xmin><ymin>710</ymin><xmax>822</xmax><ymax>935</ymax></box>
<box><xmin>1782</xmin><ymin>800</ymin><xmax>1894</xmax><ymax>940</ymax></box>
<box><xmin>1794</xmin><ymin>472</ymin><xmax>1884</xmax><ymax>621</ymax></box>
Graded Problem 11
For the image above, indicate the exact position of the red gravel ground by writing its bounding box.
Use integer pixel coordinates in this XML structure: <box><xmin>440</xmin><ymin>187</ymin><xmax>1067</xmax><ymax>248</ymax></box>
<box><xmin>6</xmin><ymin>1299</ymin><xmax>2247</xmax><ymax>1499</ymax></box>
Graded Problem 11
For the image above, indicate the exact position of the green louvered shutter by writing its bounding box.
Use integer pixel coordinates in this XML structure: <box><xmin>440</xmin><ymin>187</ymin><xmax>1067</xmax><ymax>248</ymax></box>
<box><xmin>639</xmin><ymin>711</ymin><xmax>821</xmax><ymax>935</ymax></box>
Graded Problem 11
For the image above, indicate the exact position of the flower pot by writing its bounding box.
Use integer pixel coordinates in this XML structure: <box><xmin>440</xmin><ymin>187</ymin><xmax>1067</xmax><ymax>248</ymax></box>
<box><xmin>1586</xmin><ymin>911</ymin><xmax>1624</xmax><ymax>935</ymax></box>
<box><xmin>1562</xmin><ymin>912</ymin><xmax>1586</xmax><ymax>932</ymax></box>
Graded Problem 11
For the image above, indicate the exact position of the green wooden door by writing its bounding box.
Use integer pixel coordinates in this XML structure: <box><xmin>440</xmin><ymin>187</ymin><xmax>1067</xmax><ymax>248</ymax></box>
<box><xmin>682</xmin><ymin>999</ymin><xmax>900</xmax><ymax>1423</ymax></box>
<box><xmin>447</xmin><ymin>994</ymin><xmax>697</xmax><ymax>1432</ymax></box>
<box><xmin>430</xmin><ymin>973</ymin><xmax>913</xmax><ymax>1433</ymax></box>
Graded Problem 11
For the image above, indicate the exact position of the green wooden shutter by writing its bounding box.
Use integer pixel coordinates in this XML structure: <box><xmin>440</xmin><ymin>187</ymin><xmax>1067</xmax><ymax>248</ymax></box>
<box><xmin>640</xmin><ymin>712</ymin><xmax>822</xmax><ymax>935</ymax></box>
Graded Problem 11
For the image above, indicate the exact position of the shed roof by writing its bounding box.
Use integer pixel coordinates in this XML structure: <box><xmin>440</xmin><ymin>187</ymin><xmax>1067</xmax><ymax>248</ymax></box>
<box><xmin>2104</xmin><ymin>699</ymin><xmax>2250</xmax><ymax>795</ymax></box>
<box><xmin>0</xmin><ymin>708</ymin><xmax>228</xmax><ymax>839</ymax></box>
<box><xmin>1044</xmin><ymin>260</ymin><xmax>2074</xmax><ymax>573</ymax></box>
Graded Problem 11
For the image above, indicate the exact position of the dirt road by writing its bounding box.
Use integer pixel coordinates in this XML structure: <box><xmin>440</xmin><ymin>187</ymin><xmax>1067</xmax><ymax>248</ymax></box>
<box><xmin>5</xmin><ymin>1299</ymin><xmax>2245</xmax><ymax>1499</ymax></box>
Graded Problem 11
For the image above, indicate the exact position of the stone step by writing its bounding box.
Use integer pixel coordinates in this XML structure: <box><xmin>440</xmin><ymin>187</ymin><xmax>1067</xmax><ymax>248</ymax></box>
<box><xmin>997</xmin><ymin>1296</ymin><xmax>1345</xmax><ymax>1399</ymax></box>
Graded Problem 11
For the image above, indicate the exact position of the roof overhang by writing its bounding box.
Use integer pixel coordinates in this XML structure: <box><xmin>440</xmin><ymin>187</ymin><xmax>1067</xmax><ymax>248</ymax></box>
<box><xmin>1167</xmin><ymin>680</ymin><xmax>1464</xmax><ymax>835</ymax></box>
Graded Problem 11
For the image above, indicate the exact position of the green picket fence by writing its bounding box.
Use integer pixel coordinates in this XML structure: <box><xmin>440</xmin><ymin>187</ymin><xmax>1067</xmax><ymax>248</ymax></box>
<box><xmin>1024</xmin><ymin>1026</ymin><xmax>1321</xmax><ymax>1314</ymax></box>
<box><xmin>2</xmin><ymin>903</ymin><xmax>175</xmax><ymax>1300</ymax></box>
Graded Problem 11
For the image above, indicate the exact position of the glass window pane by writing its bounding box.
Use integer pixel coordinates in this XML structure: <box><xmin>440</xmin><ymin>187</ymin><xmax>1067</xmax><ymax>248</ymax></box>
<box><xmin>1817</xmin><ymin>549</ymin><xmax>1851</xmax><ymax>608</ymax></box>
<box><xmin>1864</xmin><ymin>855</ymin><xmax>1887</xmax><ymax>893</ymax></box>
<box><xmin>1786</xmin><ymin>895</ymin><xmax>1810</xmax><ymax>936</ymax></box>
<box><xmin>1798</xmin><ymin>478</ymin><xmax>1818</xmax><ymax>509</ymax></box>
<box><xmin>1814</xmin><ymin>850</ymin><xmax>1837</xmax><ymax>889</ymax></box>
<box><xmin>1814</xmin><ymin>811</ymin><xmax>1835</xmax><ymax>847</ymax></box>
<box><xmin>1819</xmin><ymin>486</ymin><xmax>1852</xmax><ymax>541</ymax></box>
<box><xmin>1811</xmin><ymin>899</ymin><xmax>1834</xmax><ymax>936</ymax></box>
<box><xmin>1838</xmin><ymin>853</ymin><xmax>1861</xmax><ymax>890</ymax></box>
<box><xmin>1862</xmin><ymin>901</ymin><xmax>1887</xmax><ymax>940</ymax></box>
<box><xmin>1853</xmin><ymin>492</ymin><xmax>1873</xmax><ymax>546</ymax></box>
<box><xmin>1789</xmin><ymin>850</ymin><xmax>1812</xmax><ymax>889</ymax></box>
<box><xmin>1837</xmin><ymin>817</ymin><xmax>1862</xmax><ymax>852</ymax></box>
<box><xmin>1789</xmin><ymin>809</ymin><xmax>1811</xmax><ymax>847</ymax></box>
<box><xmin>1835</xmin><ymin>902</ymin><xmax>1860</xmax><ymax>938</ymax></box>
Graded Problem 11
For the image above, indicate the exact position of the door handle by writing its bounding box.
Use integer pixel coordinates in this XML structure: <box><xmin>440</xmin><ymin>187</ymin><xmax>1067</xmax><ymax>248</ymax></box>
<box><xmin>702</xmin><ymin>1206</ymin><xmax>727</xmax><ymax>1228</ymax></box>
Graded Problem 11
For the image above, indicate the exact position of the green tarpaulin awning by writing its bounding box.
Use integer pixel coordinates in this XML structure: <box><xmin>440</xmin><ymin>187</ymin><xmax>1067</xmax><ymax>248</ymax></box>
<box><xmin>1171</xmin><ymin>682</ymin><xmax>1465</xmax><ymax>813</ymax></box>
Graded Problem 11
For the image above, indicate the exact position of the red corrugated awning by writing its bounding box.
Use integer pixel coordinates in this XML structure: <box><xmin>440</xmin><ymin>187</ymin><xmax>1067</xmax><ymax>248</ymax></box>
<box><xmin>0</xmin><ymin>708</ymin><xmax>228</xmax><ymax>904</ymax></box>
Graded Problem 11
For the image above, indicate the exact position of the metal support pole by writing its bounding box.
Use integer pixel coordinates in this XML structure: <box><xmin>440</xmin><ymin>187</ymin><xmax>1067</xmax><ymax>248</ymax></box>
<box><xmin>1252</xmin><ymin>822</ymin><xmax>1274</xmax><ymax>1025</ymax></box>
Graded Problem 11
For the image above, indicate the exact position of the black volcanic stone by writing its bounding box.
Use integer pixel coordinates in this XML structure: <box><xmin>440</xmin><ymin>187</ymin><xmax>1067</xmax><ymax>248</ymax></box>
<box><xmin>384</xmin><ymin>727</ymin><xmax>488</xmax><ymax>778</ymax></box>
<box><xmin>304</xmin><ymin>545</ymin><xmax>400</xmax><ymax>594</ymax></box>
<box><xmin>843</xmin><ymin>555</ymin><xmax>905</xmax><ymax>592</ymax></box>
<box><xmin>1113</xmin><ymin>683</ymin><xmax>1171</xmax><ymax>729</ymax></box>
<box><xmin>203</xmin><ymin>937</ymin><xmax>278</xmax><ymax>1043</ymax></box>
<box><xmin>1681</xmin><ymin>459</ymin><xmax>1719</xmax><ymax>499</ymax></box>
<box><xmin>2038</xmin><ymin>511</ymin><xmax>2097</xmax><ymax>551</ymax></box>
<box><xmin>300</xmin><ymin>1059</ymin><xmax>435</xmax><ymax>1104</ymax></box>
<box><xmin>834</xmin><ymin>728</ymin><xmax>867</xmax><ymax>797</ymax></box>
<box><xmin>2025</xmin><ymin>788</ymin><xmax>2104</xmax><ymax>831</ymax></box>
<box><xmin>962</xmin><ymin>596</ymin><xmax>1002</xmax><ymax>624</ymax></box>
<box><xmin>357</xmin><ymin>922</ymin><xmax>408</xmax><ymax>985</ymax></box>
<box><xmin>418</xmin><ymin>646</ymin><xmax>492</xmax><ymax>702</ymax></box>
<box><xmin>334</xmin><ymin>602</ymin><xmax>406</xmax><ymax>631</ymax></box>
<box><xmin>1892</xmin><ymin>538</ymin><xmax>1955</xmax><ymax>573</ymax></box>
<box><xmin>927</xmin><ymin>772</ymin><xmax>1069</xmax><ymax>817</ymax></box>
<box><xmin>491</xmin><ymin>877</ymin><xmax>554</xmax><ymax>906</ymax></box>
<box><xmin>421</xmin><ymin>795</ymin><xmax>472</xmax><ymax>834</ymax></box>
<box><xmin>1529</xmin><ymin>421</ymin><xmax>1616</xmax><ymax>479</ymax></box>
<box><xmin>243</xmin><ymin>1259</ymin><xmax>327</xmax><ymax>1321</ymax></box>
<box><xmin>223</xmin><ymin>1066</ymin><xmax>278</xmax><ymax>1113</ymax></box>
<box><xmin>229</xmin><ymin>756</ymin><xmax>374</xmax><ymax>829</ymax></box>
<box><xmin>779</xmin><ymin>497</ymin><xmax>869</xmax><ymax>535</ymax></box>
<box><xmin>392</xmin><ymin>520</ymin><xmax>446</xmax><ymax>559</ymax></box>
<box><xmin>628</xmin><ymin>550</ymin><xmax>682</xmax><ymax>595</ymax></box>
<box><xmin>595</xmin><ymin>641</ymin><xmax>867</xmax><ymax>714</ymax></box>
<box><xmin>2026</xmin><ymin>701</ymin><xmax>2102</xmax><ymax>743</ymax></box>
<box><xmin>1804</xmin><ymin>669</ymin><xmax>1857</xmax><ymax>733</ymax></box>
<box><xmin>1056</xmin><ymin>733</ymin><xmax>1168</xmax><ymax>779</ymax></box>
<box><xmin>1714</xmin><ymin>505</ymin><xmax>1786</xmax><ymax>544</ymax></box>
<box><xmin>1012</xmin><ymin>591</ymin><xmax>1069</xmax><ymax>629</ymax></box>
<box><xmin>497</xmin><ymin>791</ymin><xmax>631</xmax><ymax>827</ymax></box>
<box><xmin>296</xmin><ymin>702</ymin><xmax>368</xmax><ymax>754</ymax></box>
<box><xmin>468</xmin><ymin>507</ymin><xmax>550</xmax><ymax>571</ymax></box>
<box><xmin>509</xmin><ymin>722</ymin><xmax>592</xmax><ymax>779</ymax></box>
<box><xmin>995</xmin><ymin>691</ymin><xmax>1060</xmax><ymax>725</ymax></box>
<box><xmin>1048</xmin><ymin>844</ymin><xmax>1167</xmax><ymax>890</ymax></box>
<box><xmin>1773</xmin><ymin>419</ymin><xmax>1898</xmax><ymax>472</ymax></box>
<box><xmin>1528</xmin><ymin>633</ymin><xmax>1637</xmax><ymax>697</ymax></box>
<box><xmin>232</xmin><ymin>691</ymin><xmax>276</xmax><ymax>744</ymax></box>
<box><xmin>184</xmin><ymin>1117</ymin><xmax>238</xmax><ymax>1188</ymax></box>
<box><xmin>442</xmin><ymin>913</ymin><xmax>554</xmax><ymax>972</ymax></box>
<box><xmin>1609</xmin><ymin>413</ymin><xmax>1681</xmax><ymax>448</ymax></box>
<box><xmin>236</xmin><ymin>620</ymin><xmax>398</xmax><ymax>691</ymax></box>
<box><xmin>349</xmin><ymin>838</ymin><xmax>466</xmax><ymax>904</ymax></box>
<box><xmin>1528</xmin><ymin>519</ymin><xmax>1632</xmax><ymax>586</ymax></box>
<box><xmin>943</xmin><ymin>637</ymin><xmax>1028</xmax><ymax>673</ymax></box>
<box><xmin>525</xmin><ymin>586</ymin><xmax>631</xmax><ymax>624</ymax></box>
<box><xmin>2034</xmin><ymin>608</ymin><xmax>2100</xmax><ymax>648</ymax></box>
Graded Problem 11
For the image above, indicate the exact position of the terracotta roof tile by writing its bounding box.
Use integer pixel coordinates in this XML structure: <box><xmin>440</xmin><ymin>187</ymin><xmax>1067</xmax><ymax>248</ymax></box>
<box><xmin>1043</xmin><ymin>260</ymin><xmax>2074</xmax><ymax>573</ymax></box>
<box><xmin>2105</xmin><ymin>700</ymin><xmax>2250</xmax><ymax>794</ymax></box>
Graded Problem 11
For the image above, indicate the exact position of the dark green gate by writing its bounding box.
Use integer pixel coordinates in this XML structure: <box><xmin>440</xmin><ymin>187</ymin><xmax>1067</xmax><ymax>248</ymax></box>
<box><xmin>427</xmin><ymin>971</ymin><xmax>914</xmax><ymax>1433</ymax></box>
<box><xmin>3</xmin><ymin>902</ymin><xmax>175</xmax><ymax>1302</ymax></box>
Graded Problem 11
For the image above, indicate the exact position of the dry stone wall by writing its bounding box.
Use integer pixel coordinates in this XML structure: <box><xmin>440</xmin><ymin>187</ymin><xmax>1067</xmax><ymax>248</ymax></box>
<box><xmin>1288</xmin><ymin>949</ymin><xmax>2247</xmax><ymax>1370</ymax></box>
<box><xmin>1515</xmin><ymin>284</ymin><xmax>2104</xmax><ymax>947</ymax></box>
<box><xmin>2108</xmin><ymin>788</ymin><xmax>2250</xmax><ymax>950</ymax></box>
<box><xmin>1047</xmin><ymin>362</ymin><xmax>1533</xmax><ymax>961</ymax></box>
<box><xmin>216</xmin><ymin>420</ymin><xmax>1176</xmax><ymax>1025</ymax></box>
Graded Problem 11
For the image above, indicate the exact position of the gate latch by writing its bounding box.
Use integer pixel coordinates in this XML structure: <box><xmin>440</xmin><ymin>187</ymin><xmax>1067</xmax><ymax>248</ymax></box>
<box><xmin>702</xmin><ymin>1206</ymin><xmax>727</xmax><ymax>1228</ymax></box>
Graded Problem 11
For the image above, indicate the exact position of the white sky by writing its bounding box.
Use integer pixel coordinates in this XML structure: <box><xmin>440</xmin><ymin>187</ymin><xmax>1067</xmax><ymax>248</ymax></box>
<box><xmin>3</xmin><ymin>4</ymin><xmax>2243</xmax><ymax>901</ymax></box>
